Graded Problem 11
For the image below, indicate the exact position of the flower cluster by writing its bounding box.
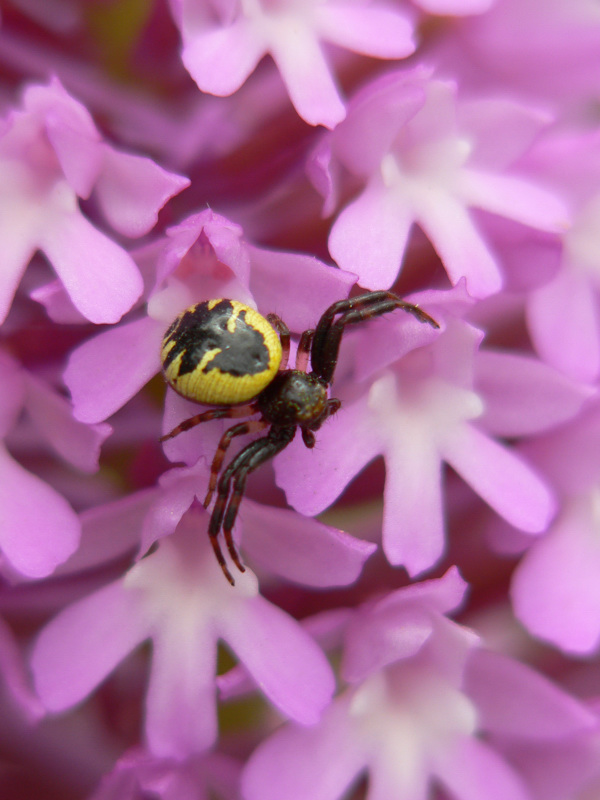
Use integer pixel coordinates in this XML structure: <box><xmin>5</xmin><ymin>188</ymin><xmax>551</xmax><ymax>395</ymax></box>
<box><xmin>0</xmin><ymin>1</ymin><xmax>600</xmax><ymax>799</ymax></box>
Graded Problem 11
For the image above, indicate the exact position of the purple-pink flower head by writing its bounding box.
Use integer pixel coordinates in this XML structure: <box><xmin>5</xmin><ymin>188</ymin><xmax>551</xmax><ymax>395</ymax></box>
<box><xmin>170</xmin><ymin>0</ymin><xmax>416</xmax><ymax>128</ymax></box>
<box><xmin>274</xmin><ymin>283</ymin><xmax>588</xmax><ymax>575</ymax></box>
<box><xmin>309</xmin><ymin>68</ymin><xmax>569</xmax><ymax>296</ymax></box>
<box><xmin>31</xmin><ymin>514</ymin><xmax>335</xmax><ymax>760</ymax></box>
<box><xmin>242</xmin><ymin>568</ymin><xmax>598</xmax><ymax>800</ymax></box>
<box><xmin>0</xmin><ymin>77</ymin><xmax>189</xmax><ymax>324</ymax></box>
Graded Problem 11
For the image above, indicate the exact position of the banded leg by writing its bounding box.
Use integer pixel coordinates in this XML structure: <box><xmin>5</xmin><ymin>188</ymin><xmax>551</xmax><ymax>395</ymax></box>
<box><xmin>267</xmin><ymin>313</ymin><xmax>291</xmax><ymax>369</ymax></box>
<box><xmin>209</xmin><ymin>426</ymin><xmax>296</xmax><ymax>584</ymax></box>
<box><xmin>311</xmin><ymin>291</ymin><xmax>439</xmax><ymax>384</ymax></box>
<box><xmin>295</xmin><ymin>329</ymin><xmax>314</xmax><ymax>372</ymax></box>
<box><xmin>160</xmin><ymin>402</ymin><xmax>258</xmax><ymax>442</ymax></box>
<box><xmin>203</xmin><ymin>418</ymin><xmax>269</xmax><ymax>507</ymax></box>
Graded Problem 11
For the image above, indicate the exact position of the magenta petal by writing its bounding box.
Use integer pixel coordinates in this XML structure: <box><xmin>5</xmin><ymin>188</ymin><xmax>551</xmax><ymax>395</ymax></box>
<box><xmin>25</xmin><ymin>373</ymin><xmax>111</xmax><ymax>472</ymax></box>
<box><xmin>44</xmin><ymin>110</ymin><xmax>101</xmax><ymax>199</ymax></box>
<box><xmin>475</xmin><ymin>351</ymin><xmax>591</xmax><ymax>436</ymax></box>
<box><xmin>145</xmin><ymin>627</ymin><xmax>218</xmax><ymax>757</ymax></box>
<box><xmin>182</xmin><ymin>20</ymin><xmax>264</xmax><ymax>96</ymax></box>
<box><xmin>316</xmin><ymin>6</ymin><xmax>415</xmax><ymax>59</ymax></box>
<box><xmin>383</xmin><ymin>434</ymin><xmax>445</xmax><ymax>575</ymax></box>
<box><xmin>464</xmin><ymin>649</ymin><xmax>597</xmax><ymax>739</ymax></box>
<box><xmin>242</xmin><ymin>694</ymin><xmax>365</xmax><ymax>800</ymax></box>
<box><xmin>274</xmin><ymin>396</ymin><xmax>381</xmax><ymax>516</ymax></box>
<box><xmin>240</xmin><ymin>500</ymin><xmax>375</xmax><ymax>587</ymax></box>
<box><xmin>0</xmin><ymin>444</ymin><xmax>80</xmax><ymax>577</ymax></box>
<box><xmin>58</xmin><ymin>490</ymin><xmax>157</xmax><ymax>575</ymax></box>
<box><xmin>434</xmin><ymin>735</ymin><xmax>530</xmax><ymax>800</ymax></box>
<box><xmin>511</xmin><ymin>496</ymin><xmax>600</xmax><ymax>654</ymax></box>
<box><xmin>342</xmin><ymin>606</ymin><xmax>432</xmax><ymax>684</ymax></box>
<box><xmin>329</xmin><ymin>183</ymin><xmax>413</xmax><ymax>288</ymax></box>
<box><xmin>220</xmin><ymin>595</ymin><xmax>334</xmax><ymax>725</ymax></box>
<box><xmin>418</xmin><ymin>193</ymin><xmax>503</xmax><ymax>297</ymax></box>
<box><xmin>441</xmin><ymin>423</ymin><xmax>556</xmax><ymax>532</ymax></box>
<box><xmin>527</xmin><ymin>268</ymin><xmax>600</xmax><ymax>382</ymax></box>
<box><xmin>64</xmin><ymin>316</ymin><xmax>163</xmax><ymax>423</ymax></box>
<box><xmin>38</xmin><ymin>210</ymin><xmax>143</xmax><ymax>323</ymax></box>
<box><xmin>31</xmin><ymin>581</ymin><xmax>148</xmax><ymax>711</ymax></box>
<box><xmin>247</xmin><ymin>245</ymin><xmax>355</xmax><ymax>332</ymax></box>
<box><xmin>271</xmin><ymin>29</ymin><xmax>346</xmax><ymax>128</ymax></box>
<box><xmin>94</xmin><ymin>147</ymin><xmax>190</xmax><ymax>238</ymax></box>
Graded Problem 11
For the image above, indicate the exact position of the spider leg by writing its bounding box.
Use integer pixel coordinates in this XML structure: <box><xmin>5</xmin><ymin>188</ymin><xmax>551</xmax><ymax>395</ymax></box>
<box><xmin>295</xmin><ymin>329</ymin><xmax>315</xmax><ymax>372</ymax></box>
<box><xmin>311</xmin><ymin>291</ymin><xmax>439</xmax><ymax>384</ymax></box>
<box><xmin>203</xmin><ymin>418</ymin><xmax>269</xmax><ymax>507</ymax></box>
<box><xmin>267</xmin><ymin>313</ymin><xmax>291</xmax><ymax>369</ymax></box>
<box><xmin>209</xmin><ymin>425</ymin><xmax>296</xmax><ymax>584</ymax></box>
<box><xmin>160</xmin><ymin>402</ymin><xmax>258</xmax><ymax>442</ymax></box>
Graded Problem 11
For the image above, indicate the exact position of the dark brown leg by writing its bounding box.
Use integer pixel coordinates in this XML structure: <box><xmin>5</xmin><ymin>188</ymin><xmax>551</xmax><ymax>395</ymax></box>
<box><xmin>160</xmin><ymin>402</ymin><xmax>258</xmax><ymax>442</ymax></box>
<box><xmin>204</xmin><ymin>418</ymin><xmax>269</xmax><ymax>507</ymax></box>
<box><xmin>295</xmin><ymin>329</ymin><xmax>314</xmax><ymax>372</ymax></box>
<box><xmin>311</xmin><ymin>292</ymin><xmax>439</xmax><ymax>384</ymax></box>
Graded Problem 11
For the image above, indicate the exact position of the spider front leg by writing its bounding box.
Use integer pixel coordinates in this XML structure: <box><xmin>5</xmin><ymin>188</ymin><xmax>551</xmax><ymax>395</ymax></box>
<box><xmin>160</xmin><ymin>402</ymin><xmax>259</xmax><ymax>442</ymax></box>
<box><xmin>311</xmin><ymin>291</ymin><xmax>439</xmax><ymax>384</ymax></box>
<box><xmin>208</xmin><ymin>425</ymin><xmax>296</xmax><ymax>585</ymax></box>
<box><xmin>203</xmin><ymin>418</ymin><xmax>269</xmax><ymax>507</ymax></box>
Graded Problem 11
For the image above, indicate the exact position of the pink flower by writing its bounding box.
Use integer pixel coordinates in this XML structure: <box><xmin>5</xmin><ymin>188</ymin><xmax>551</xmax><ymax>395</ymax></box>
<box><xmin>0</xmin><ymin>77</ymin><xmax>189</xmax><ymax>324</ymax></box>
<box><xmin>0</xmin><ymin>349</ymin><xmax>110</xmax><ymax>577</ymax></box>
<box><xmin>242</xmin><ymin>568</ymin><xmax>597</xmax><ymax>800</ymax></box>
<box><xmin>309</xmin><ymin>68</ymin><xmax>569</xmax><ymax>295</ymax></box>
<box><xmin>31</xmin><ymin>516</ymin><xmax>335</xmax><ymax>759</ymax></box>
<box><xmin>509</xmin><ymin>399</ymin><xmax>600</xmax><ymax>655</ymax></box>
<box><xmin>274</xmin><ymin>284</ymin><xmax>587</xmax><ymax>574</ymax></box>
<box><xmin>170</xmin><ymin>0</ymin><xmax>416</xmax><ymax>127</ymax></box>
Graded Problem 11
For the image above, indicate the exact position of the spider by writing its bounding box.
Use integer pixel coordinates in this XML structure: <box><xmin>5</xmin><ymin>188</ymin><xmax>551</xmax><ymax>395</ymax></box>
<box><xmin>160</xmin><ymin>292</ymin><xmax>439</xmax><ymax>585</ymax></box>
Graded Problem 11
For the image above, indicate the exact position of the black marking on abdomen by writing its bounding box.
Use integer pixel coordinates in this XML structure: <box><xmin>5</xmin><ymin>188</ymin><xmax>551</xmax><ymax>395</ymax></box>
<box><xmin>163</xmin><ymin>301</ymin><xmax>270</xmax><ymax>378</ymax></box>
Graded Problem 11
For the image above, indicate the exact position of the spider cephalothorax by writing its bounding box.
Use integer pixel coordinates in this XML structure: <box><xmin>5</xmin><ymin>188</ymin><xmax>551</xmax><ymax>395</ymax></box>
<box><xmin>161</xmin><ymin>292</ymin><xmax>439</xmax><ymax>584</ymax></box>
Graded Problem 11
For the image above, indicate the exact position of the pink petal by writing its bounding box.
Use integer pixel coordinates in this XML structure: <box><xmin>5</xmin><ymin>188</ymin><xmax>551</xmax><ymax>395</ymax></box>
<box><xmin>329</xmin><ymin>182</ymin><xmax>414</xmax><ymax>288</ymax></box>
<box><xmin>511</xmin><ymin>496</ymin><xmax>600</xmax><ymax>654</ymax></box>
<box><xmin>316</xmin><ymin>6</ymin><xmax>415</xmax><ymax>59</ymax></box>
<box><xmin>247</xmin><ymin>245</ymin><xmax>355</xmax><ymax>332</ymax></box>
<box><xmin>57</xmin><ymin>489</ymin><xmax>157</xmax><ymax>575</ymax></box>
<box><xmin>94</xmin><ymin>147</ymin><xmax>190</xmax><ymax>238</ymax></box>
<box><xmin>0</xmin><ymin>443</ymin><xmax>80</xmax><ymax>578</ymax></box>
<box><xmin>0</xmin><ymin>206</ymin><xmax>38</xmax><ymax>323</ymax></box>
<box><xmin>182</xmin><ymin>20</ymin><xmax>265</xmax><ymax>96</ymax></box>
<box><xmin>242</xmin><ymin>693</ymin><xmax>365</xmax><ymax>800</ymax></box>
<box><xmin>527</xmin><ymin>267</ymin><xmax>600</xmax><ymax>383</ymax></box>
<box><xmin>460</xmin><ymin>168</ymin><xmax>570</xmax><ymax>232</ymax></box>
<box><xmin>145</xmin><ymin>627</ymin><xmax>218</xmax><ymax>757</ymax></box>
<box><xmin>333</xmin><ymin>69</ymin><xmax>427</xmax><ymax>177</ymax></box>
<box><xmin>342</xmin><ymin>606</ymin><xmax>432</xmax><ymax>683</ymax></box>
<box><xmin>417</xmin><ymin>192</ymin><xmax>503</xmax><ymax>297</ymax></box>
<box><xmin>464</xmin><ymin>648</ymin><xmax>597</xmax><ymax>738</ymax></box>
<box><xmin>45</xmin><ymin>110</ymin><xmax>101</xmax><ymax>198</ymax></box>
<box><xmin>38</xmin><ymin>210</ymin><xmax>143</xmax><ymax>324</ymax></box>
<box><xmin>434</xmin><ymin>735</ymin><xmax>530</xmax><ymax>800</ymax></box>
<box><xmin>441</xmin><ymin>423</ymin><xmax>556</xmax><ymax>532</ymax></box>
<box><xmin>475</xmin><ymin>351</ymin><xmax>591</xmax><ymax>436</ymax></box>
<box><xmin>274</xmin><ymin>394</ymin><xmax>381</xmax><ymax>516</ymax></box>
<box><xmin>25</xmin><ymin>373</ymin><xmax>111</xmax><ymax>472</ymax></box>
<box><xmin>64</xmin><ymin>316</ymin><xmax>163</xmax><ymax>423</ymax></box>
<box><xmin>270</xmin><ymin>28</ymin><xmax>345</xmax><ymax>128</ymax></box>
<box><xmin>31</xmin><ymin>581</ymin><xmax>148</xmax><ymax>711</ymax></box>
<box><xmin>0</xmin><ymin>615</ymin><xmax>44</xmax><ymax>721</ymax></box>
<box><xmin>220</xmin><ymin>595</ymin><xmax>335</xmax><ymax>725</ymax></box>
<box><xmin>382</xmin><ymin>423</ymin><xmax>445</xmax><ymax>575</ymax></box>
<box><xmin>241</xmin><ymin>500</ymin><xmax>375</xmax><ymax>587</ymax></box>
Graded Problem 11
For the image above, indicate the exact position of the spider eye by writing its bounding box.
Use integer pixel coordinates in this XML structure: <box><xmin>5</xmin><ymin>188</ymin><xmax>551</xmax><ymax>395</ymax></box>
<box><xmin>161</xmin><ymin>299</ymin><xmax>282</xmax><ymax>406</ymax></box>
